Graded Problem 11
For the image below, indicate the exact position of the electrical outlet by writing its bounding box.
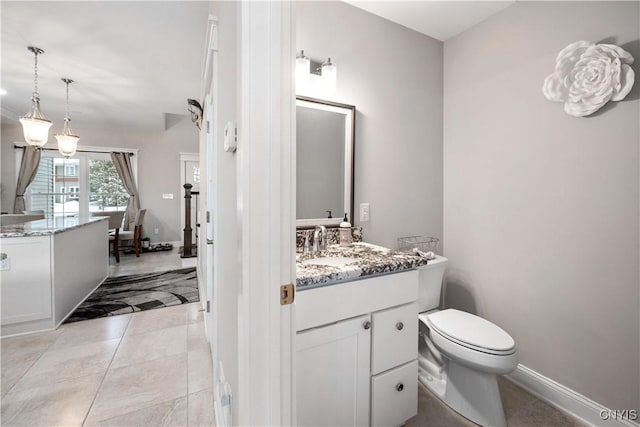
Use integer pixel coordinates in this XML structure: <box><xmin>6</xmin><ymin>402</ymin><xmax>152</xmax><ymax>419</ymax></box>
<box><xmin>154</xmin><ymin>228</ymin><xmax>159</xmax><ymax>234</ymax></box>
<box><xmin>360</xmin><ymin>203</ymin><xmax>370</xmax><ymax>222</ymax></box>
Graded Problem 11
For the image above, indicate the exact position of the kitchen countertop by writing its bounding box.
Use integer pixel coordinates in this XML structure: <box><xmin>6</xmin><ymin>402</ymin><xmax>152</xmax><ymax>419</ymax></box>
<box><xmin>0</xmin><ymin>216</ymin><xmax>108</xmax><ymax>238</ymax></box>
<box><xmin>296</xmin><ymin>242</ymin><xmax>430</xmax><ymax>290</ymax></box>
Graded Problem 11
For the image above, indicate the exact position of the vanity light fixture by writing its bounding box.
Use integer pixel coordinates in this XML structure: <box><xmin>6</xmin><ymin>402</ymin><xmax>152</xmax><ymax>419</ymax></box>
<box><xmin>296</xmin><ymin>50</ymin><xmax>311</xmax><ymax>92</ymax></box>
<box><xmin>321</xmin><ymin>57</ymin><xmax>337</xmax><ymax>93</ymax></box>
<box><xmin>296</xmin><ymin>50</ymin><xmax>337</xmax><ymax>95</ymax></box>
<box><xmin>55</xmin><ymin>78</ymin><xmax>80</xmax><ymax>157</ymax></box>
<box><xmin>20</xmin><ymin>46</ymin><xmax>52</xmax><ymax>148</ymax></box>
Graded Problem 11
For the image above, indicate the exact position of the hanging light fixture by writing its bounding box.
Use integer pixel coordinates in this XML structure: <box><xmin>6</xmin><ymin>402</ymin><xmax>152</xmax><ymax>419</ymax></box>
<box><xmin>20</xmin><ymin>46</ymin><xmax>52</xmax><ymax>147</ymax></box>
<box><xmin>55</xmin><ymin>78</ymin><xmax>80</xmax><ymax>157</ymax></box>
<box><xmin>296</xmin><ymin>50</ymin><xmax>310</xmax><ymax>92</ymax></box>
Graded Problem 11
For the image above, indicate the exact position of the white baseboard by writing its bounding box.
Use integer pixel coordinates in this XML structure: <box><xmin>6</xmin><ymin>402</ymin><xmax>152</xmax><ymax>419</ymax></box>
<box><xmin>507</xmin><ymin>364</ymin><xmax>639</xmax><ymax>427</ymax></box>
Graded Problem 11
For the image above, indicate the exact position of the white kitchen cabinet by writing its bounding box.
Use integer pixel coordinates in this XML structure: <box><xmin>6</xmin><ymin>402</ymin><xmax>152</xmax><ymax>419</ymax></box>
<box><xmin>296</xmin><ymin>314</ymin><xmax>372</xmax><ymax>427</ymax></box>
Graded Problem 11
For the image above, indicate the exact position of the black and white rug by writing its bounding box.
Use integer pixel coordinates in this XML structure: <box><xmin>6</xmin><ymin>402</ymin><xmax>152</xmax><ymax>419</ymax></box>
<box><xmin>66</xmin><ymin>267</ymin><xmax>199</xmax><ymax>323</ymax></box>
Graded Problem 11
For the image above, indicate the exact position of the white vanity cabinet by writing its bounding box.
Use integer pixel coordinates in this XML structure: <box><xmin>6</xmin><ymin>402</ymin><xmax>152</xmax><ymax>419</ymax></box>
<box><xmin>296</xmin><ymin>314</ymin><xmax>372</xmax><ymax>426</ymax></box>
<box><xmin>295</xmin><ymin>270</ymin><xmax>419</xmax><ymax>427</ymax></box>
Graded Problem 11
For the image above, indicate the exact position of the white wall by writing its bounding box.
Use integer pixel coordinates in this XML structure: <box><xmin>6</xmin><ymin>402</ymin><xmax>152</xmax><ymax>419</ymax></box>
<box><xmin>443</xmin><ymin>1</ymin><xmax>639</xmax><ymax>411</ymax></box>
<box><xmin>1</xmin><ymin>119</ymin><xmax>198</xmax><ymax>243</ymax></box>
<box><xmin>207</xmin><ymin>1</ymin><xmax>240</xmax><ymax>424</ymax></box>
<box><xmin>296</xmin><ymin>1</ymin><xmax>443</xmax><ymax>249</ymax></box>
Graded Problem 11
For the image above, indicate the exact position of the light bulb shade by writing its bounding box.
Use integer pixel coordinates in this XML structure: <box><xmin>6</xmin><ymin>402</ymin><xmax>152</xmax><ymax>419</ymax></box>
<box><xmin>20</xmin><ymin>96</ymin><xmax>52</xmax><ymax>147</ymax></box>
<box><xmin>55</xmin><ymin>118</ymin><xmax>79</xmax><ymax>157</ymax></box>
<box><xmin>321</xmin><ymin>59</ymin><xmax>337</xmax><ymax>93</ymax></box>
<box><xmin>296</xmin><ymin>51</ymin><xmax>311</xmax><ymax>93</ymax></box>
<box><xmin>55</xmin><ymin>133</ymin><xmax>79</xmax><ymax>157</ymax></box>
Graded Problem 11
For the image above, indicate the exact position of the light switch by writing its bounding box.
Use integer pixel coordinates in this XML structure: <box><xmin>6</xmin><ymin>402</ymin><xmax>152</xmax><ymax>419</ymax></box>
<box><xmin>162</xmin><ymin>193</ymin><xmax>174</xmax><ymax>199</ymax></box>
<box><xmin>360</xmin><ymin>203</ymin><xmax>370</xmax><ymax>222</ymax></box>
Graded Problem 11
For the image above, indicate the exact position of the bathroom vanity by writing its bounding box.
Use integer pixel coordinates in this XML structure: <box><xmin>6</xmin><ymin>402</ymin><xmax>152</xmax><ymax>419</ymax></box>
<box><xmin>295</xmin><ymin>242</ymin><xmax>430</xmax><ymax>426</ymax></box>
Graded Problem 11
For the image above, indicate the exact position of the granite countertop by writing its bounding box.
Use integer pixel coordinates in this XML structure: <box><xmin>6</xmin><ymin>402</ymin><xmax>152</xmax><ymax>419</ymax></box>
<box><xmin>0</xmin><ymin>216</ymin><xmax>108</xmax><ymax>238</ymax></box>
<box><xmin>296</xmin><ymin>242</ymin><xmax>431</xmax><ymax>290</ymax></box>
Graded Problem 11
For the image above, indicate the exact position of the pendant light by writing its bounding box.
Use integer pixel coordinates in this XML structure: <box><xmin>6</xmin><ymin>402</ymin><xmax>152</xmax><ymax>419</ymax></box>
<box><xmin>55</xmin><ymin>78</ymin><xmax>79</xmax><ymax>157</ymax></box>
<box><xmin>20</xmin><ymin>46</ymin><xmax>52</xmax><ymax>147</ymax></box>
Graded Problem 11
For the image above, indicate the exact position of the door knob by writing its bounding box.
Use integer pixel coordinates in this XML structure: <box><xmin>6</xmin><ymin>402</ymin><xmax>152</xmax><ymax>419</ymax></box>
<box><xmin>363</xmin><ymin>321</ymin><xmax>371</xmax><ymax>330</ymax></box>
<box><xmin>396</xmin><ymin>322</ymin><xmax>404</xmax><ymax>331</ymax></box>
<box><xmin>396</xmin><ymin>383</ymin><xmax>404</xmax><ymax>392</ymax></box>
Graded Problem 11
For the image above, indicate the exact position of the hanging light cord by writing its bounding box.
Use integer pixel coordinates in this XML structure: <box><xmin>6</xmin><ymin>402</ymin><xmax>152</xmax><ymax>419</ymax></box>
<box><xmin>33</xmin><ymin>50</ymin><xmax>39</xmax><ymax>98</ymax></box>
<box><xmin>64</xmin><ymin>80</ymin><xmax>70</xmax><ymax>120</ymax></box>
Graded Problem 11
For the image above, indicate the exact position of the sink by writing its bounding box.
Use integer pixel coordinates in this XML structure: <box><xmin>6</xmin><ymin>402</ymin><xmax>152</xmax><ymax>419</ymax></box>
<box><xmin>301</xmin><ymin>256</ymin><xmax>359</xmax><ymax>267</ymax></box>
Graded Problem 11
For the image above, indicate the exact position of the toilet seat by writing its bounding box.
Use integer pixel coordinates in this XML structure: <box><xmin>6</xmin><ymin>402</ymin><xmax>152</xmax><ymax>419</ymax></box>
<box><xmin>419</xmin><ymin>309</ymin><xmax>515</xmax><ymax>356</ymax></box>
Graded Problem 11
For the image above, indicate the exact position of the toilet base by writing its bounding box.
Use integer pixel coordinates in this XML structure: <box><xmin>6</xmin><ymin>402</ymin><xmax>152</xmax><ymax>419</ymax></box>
<box><xmin>419</xmin><ymin>356</ymin><xmax>507</xmax><ymax>427</ymax></box>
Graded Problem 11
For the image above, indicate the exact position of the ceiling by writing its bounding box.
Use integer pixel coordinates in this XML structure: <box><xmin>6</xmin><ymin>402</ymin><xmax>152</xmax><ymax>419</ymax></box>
<box><xmin>1</xmin><ymin>1</ymin><xmax>210</xmax><ymax>132</ymax></box>
<box><xmin>343</xmin><ymin>1</ymin><xmax>514</xmax><ymax>41</ymax></box>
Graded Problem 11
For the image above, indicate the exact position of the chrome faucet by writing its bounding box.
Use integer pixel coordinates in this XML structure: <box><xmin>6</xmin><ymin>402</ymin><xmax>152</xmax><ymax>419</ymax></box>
<box><xmin>312</xmin><ymin>225</ymin><xmax>327</xmax><ymax>252</ymax></box>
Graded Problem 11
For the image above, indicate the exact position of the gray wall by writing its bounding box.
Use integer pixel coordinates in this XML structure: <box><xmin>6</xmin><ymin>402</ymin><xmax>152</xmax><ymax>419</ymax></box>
<box><xmin>443</xmin><ymin>1</ymin><xmax>639</xmax><ymax>411</ymax></box>
<box><xmin>297</xmin><ymin>1</ymin><xmax>443</xmax><ymax>249</ymax></box>
<box><xmin>1</xmin><ymin>119</ymin><xmax>198</xmax><ymax>243</ymax></box>
<box><xmin>296</xmin><ymin>106</ymin><xmax>345</xmax><ymax>219</ymax></box>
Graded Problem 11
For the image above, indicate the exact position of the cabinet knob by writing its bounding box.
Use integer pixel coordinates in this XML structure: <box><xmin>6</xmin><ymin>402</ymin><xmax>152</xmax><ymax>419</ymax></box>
<box><xmin>363</xmin><ymin>321</ymin><xmax>371</xmax><ymax>330</ymax></box>
<box><xmin>396</xmin><ymin>383</ymin><xmax>404</xmax><ymax>392</ymax></box>
<box><xmin>396</xmin><ymin>322</ymin><xmax>404</xmax><ymax>331</ymax></box>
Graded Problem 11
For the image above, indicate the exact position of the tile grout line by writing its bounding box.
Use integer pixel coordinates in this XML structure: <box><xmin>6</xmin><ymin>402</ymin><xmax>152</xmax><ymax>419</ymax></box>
<box><xmin>80</xmin><ymin>314</ymin><xmax>133</xmax><ymax>427</ymax></box>
<box><xmin>1</xmin><ymin>330</ymin><xmax>62</xmax><ymax>399</ymax></box>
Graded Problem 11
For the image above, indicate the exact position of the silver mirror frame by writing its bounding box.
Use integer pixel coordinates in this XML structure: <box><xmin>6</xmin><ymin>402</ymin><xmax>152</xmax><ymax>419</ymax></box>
<box><xmin>296</xmin><ymin>96</ymin><xmax>355</xmax><ymax>228</ymax></box>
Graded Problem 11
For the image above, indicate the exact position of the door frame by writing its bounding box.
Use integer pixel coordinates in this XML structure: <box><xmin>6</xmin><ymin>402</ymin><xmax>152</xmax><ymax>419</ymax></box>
<box><xmin>236</xmin><ymin>1</ymin><xmax>296</xmax><ymax>425</ymax></box>
<box><xmin>179</xmin><ymin>152</ymin><xmax>199</xmax><ymax>249</ymax></box>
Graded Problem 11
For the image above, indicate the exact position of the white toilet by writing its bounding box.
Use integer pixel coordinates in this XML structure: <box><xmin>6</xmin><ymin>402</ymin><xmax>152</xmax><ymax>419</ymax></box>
<box><xmin>417</xmin><ymin>256</ymin><xmax>518</xmax><ymax>427</ymax></box>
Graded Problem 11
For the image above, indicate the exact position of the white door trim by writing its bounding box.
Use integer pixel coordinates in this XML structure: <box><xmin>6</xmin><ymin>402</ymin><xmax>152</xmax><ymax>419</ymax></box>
<box><xmin>236</xmin><ymin>2</ymin><xmax>295</xmax><ymax>425</ymax></box>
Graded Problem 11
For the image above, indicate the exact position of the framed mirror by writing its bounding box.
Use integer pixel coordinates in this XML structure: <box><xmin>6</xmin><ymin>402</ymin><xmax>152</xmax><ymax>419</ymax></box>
<box><xmin>296</xmin><ymin>96</ymin><xmax>355</xmax><ymax>227</ymax></box>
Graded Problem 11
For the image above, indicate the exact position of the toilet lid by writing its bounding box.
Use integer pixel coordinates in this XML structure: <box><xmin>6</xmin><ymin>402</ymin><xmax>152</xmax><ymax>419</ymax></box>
<box><xmin>426</xmin><ymin>309</ymin><xmax>515</xmax><ymax>352</ymax></box>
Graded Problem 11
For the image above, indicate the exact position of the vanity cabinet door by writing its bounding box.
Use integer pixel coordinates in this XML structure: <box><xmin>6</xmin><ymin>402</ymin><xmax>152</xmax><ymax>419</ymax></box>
<box><xmin>296</xmin><ymin>314</ymin><xmax>371</xmax><ymax>427</ymax></box>
<box><xmin>371</xmin><ymin>302</ymin><xmax>418</xmax><ymax>375</ymax></box>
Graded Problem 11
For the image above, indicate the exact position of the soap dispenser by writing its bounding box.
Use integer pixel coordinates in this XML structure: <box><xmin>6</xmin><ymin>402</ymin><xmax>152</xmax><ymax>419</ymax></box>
<box><xmin>339</xmin><ymin>213</ymin><xmax>352</xmax><ymax>247</ymax></box>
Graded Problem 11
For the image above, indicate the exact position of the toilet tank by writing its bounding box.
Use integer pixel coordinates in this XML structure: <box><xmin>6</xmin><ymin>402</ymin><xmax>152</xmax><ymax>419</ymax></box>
<box><xmin>417</xmin><ymin>255</ymin><xmax>448</xmax><ymax>313</ymax></box>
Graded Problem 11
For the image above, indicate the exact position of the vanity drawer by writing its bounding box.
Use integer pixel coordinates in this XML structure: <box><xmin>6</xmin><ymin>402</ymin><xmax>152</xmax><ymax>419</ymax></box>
<box><xmin>371</xmin><ymin>360</ymin><xmax>418</xmax><ymax>427</ymax></box>
<box><xmin>371</xmin><ymin>302</ymin><xmax>418</xmax><ymax>374</ymax></box>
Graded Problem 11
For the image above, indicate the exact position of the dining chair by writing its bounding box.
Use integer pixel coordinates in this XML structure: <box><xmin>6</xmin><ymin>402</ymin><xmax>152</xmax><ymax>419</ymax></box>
<box><xmin>119</xmin><ymin>209</ymin><xmax>146</xmax><ymax>258</ymax></box>
<box><xmin>90</xmin><ymin>211</ymin><xmax>125</xmax><ymax>263</ymax></box>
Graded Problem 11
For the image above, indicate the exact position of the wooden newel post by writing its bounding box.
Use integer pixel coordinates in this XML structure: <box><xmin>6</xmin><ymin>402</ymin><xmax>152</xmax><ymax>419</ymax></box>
<box><xmin>183</xmin><ymin>183</ymin><xmax>193</xmax><ymax>257</ymax></box>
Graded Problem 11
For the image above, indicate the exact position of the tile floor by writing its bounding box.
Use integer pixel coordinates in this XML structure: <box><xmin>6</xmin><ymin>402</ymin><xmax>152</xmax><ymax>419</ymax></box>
<box><xmin>2</xmin><ymin>250</ymin><xmax>210</xmax><ymax>427</ymax></box>
<box><xmin>1</xmin><ymin>303</ymin><xmax>213</xmax><ymax>427</ymax></box>
<box><xmin>405</xmin><ymin>376</ymin><xmax>584</xmax><ymax>427</ymax></box>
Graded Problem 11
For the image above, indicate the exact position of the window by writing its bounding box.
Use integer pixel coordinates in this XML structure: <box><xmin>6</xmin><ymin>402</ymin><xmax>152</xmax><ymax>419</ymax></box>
<box><xmin>26</xmin><ymin>151</ymin><xmax>133</xmax><ymax>218</ymax></box>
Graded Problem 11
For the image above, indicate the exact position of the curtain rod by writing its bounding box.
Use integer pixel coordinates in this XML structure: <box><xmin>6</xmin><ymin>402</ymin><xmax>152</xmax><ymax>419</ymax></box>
<box><xmin>14</xmin><ymin>145</ymin><xmax>135</xmax><ymax>155</ymax></box>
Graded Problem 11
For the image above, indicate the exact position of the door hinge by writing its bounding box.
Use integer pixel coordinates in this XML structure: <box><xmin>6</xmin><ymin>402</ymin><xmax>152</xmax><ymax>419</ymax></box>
<box><xmin>280</xmin><ymin>283</ymin><xmax>295</xmax><ymax>305</ymax></box>
<box><xmin>206</xmin><ymin>211</ymin><xmax>211</xmax><ymax>223</ymax></box>
<box><xmin>206</xmin><ymin>121</ymin><xmax>211</xmax><ymax>133</ymax></box>
<box><xmin>207</xmin><ymin>300</ymin><xmax>211</xmax><ymax>312</ymax></box>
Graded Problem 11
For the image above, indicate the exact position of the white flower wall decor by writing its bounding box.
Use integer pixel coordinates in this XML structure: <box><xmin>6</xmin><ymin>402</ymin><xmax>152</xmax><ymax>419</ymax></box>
<box><xmin>542</xmin><ymin>40</ymin><xmax>635</xmax><ymax>117</ymax></box>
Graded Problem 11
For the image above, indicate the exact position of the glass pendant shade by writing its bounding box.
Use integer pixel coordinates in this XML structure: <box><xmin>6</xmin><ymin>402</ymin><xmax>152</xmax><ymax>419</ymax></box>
<box><xmin>20</xmin><ymin>101</ymin><xmax>52</xmax><ymax>147</ymax></box>
<box><xmin>296</xmin><ymin>50</ymin><xmax>310</xmax><ymax>93</ymax></box>
<box><xmin>55</xmin><ymin>119</ymin><xmax>79</xmax><ymax>157</ymax></box>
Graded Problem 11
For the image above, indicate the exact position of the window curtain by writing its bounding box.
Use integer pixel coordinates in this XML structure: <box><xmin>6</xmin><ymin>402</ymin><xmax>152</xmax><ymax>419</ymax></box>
<box><xmin>110</xmin><ymin>152</ymin><xmax>140</xmax><ymax>231</ymax></box>
<box><xmin>13</xmin><ymin>146</ymin><xmax>41</xmax><ymax>213</ymax></box>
